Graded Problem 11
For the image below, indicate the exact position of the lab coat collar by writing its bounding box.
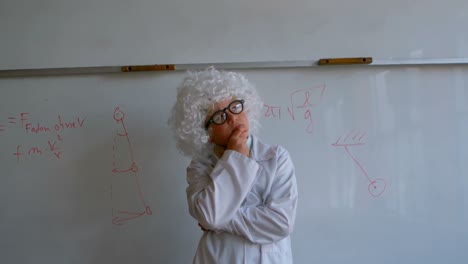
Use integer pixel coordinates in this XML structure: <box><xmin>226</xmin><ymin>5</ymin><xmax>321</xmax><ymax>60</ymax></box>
<box><xmin>250</xmin><ymin>135</ymin><xmax>276</xmax><ymax>161</ymax></box>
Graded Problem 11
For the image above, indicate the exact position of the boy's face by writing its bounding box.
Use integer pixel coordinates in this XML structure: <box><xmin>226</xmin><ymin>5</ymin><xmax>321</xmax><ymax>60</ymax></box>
<box><xmin>207</xmin><ymin>98</ymin><xmax>249</xmax><ymax>147</ymax></box>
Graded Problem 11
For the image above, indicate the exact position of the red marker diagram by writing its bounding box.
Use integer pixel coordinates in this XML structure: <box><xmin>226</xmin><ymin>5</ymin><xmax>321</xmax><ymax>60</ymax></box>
<box><xmin>332</xmin><ymin>129</ymin><xmax>386</xmax><ymax>197</ymax></box>
<box><xmin>111</xmin><ymin>107</ymin><xmax>152</xmax><ymax>225</ymax></box>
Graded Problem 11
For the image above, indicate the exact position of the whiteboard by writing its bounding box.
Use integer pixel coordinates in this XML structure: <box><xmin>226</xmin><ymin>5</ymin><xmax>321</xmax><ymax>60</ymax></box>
<box><xmin>1</xmin><ymin>66</ymin><xmax>467</xmax><ymax>264</ymax></box>
<box><xmin>1</xmin><ymin>0</ymin><xmax>468</xmax><ymax>263</ymax></box>
<box><xmin>1</xmin><ymin>0</ymin><xmax>468</xmax><ymax>70</ymax></box>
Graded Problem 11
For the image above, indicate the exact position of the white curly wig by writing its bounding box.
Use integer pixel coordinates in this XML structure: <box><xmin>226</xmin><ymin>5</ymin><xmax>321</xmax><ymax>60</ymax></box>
<box><xmin>168</xmin><ymin>66</ymin><xmax>263</xmax><ymax>157</ymax></box>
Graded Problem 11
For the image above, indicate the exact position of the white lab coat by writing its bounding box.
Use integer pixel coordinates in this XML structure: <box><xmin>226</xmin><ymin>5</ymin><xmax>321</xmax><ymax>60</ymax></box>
<box><xmin>186</xmin><ymin>136</ymin><xmax>298</xmax><ymax>264</ymax></box>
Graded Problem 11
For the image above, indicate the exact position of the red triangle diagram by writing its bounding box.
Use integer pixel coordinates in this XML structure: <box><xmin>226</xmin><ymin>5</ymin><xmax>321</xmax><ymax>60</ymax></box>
<box><xmin>111</xmin><ymin>107</ymin><xmax>152</xmax><ymax>225</ymax></box>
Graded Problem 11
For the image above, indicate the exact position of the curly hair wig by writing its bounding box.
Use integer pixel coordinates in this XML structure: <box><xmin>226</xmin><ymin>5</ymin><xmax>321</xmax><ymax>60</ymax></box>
<box><xmin>168</xmin><ymin>66</ymin><xmax>263</xmax><ymax>157</ymax></box>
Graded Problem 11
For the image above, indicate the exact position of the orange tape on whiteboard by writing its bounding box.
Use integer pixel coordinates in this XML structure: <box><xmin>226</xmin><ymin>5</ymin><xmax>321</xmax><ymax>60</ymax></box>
<box><xmin>121</xmin><ymin>64</ymin><xmax>175</xmax><ymax>72</ymax></box>
<box><xmin>318</xmin><ymin>57</ymin><xmax>373</xmax><ymax>65</ymax></box>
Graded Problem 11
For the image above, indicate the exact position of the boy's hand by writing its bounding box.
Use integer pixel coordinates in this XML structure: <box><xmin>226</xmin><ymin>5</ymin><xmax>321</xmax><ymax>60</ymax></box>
<box><xmin>213</xmin><ymin>145</ymin><xmax>226</xmax><ymax>158</ymax></box>
<box><xmin>226</xmin><ymin>124</ymin><xmax>249</xmax><ymax>156</ymax></box>
<box><xmin>198</xmin><ymin>223</ymin><xmax>208</xmax><ymax>232</ymax></box>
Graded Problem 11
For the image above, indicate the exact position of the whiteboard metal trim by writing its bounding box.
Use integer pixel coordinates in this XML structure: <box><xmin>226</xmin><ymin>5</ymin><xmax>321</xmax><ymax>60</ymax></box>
<box><xmin>1</xmin><ymin>58</ymin><xmax>468</xmax><ymax>77</ymax></box>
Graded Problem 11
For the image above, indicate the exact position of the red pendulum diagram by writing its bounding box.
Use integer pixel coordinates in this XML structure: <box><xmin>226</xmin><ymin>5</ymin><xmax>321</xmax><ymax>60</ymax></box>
<box><xmin>111</xmin><ymin>107</ymin><xmax>152</xmax><ymax>225</ymax></box>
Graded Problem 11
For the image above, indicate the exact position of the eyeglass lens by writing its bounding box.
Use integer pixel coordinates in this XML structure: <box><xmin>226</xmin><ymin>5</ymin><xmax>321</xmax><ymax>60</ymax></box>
<box><xmin>211</xmin><ymin>100</ymin><xmax>244</xmax><ymax>125</ymax></box>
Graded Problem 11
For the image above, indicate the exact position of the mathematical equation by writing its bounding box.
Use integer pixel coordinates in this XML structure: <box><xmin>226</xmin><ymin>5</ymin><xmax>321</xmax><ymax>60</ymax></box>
<box><xmin>1</xmin><ymin>112</ymin><xmax>87</xmax><ymax>162</ymax></box>
<box><xmin>262</xmin><ymin>85</ymin><xmax>326</xmax><ymax>134</ymax></box>
<box><xmin>262</xmin><ymin>85</ymin><xmax>386</xmax><ymax>198</ymax></box>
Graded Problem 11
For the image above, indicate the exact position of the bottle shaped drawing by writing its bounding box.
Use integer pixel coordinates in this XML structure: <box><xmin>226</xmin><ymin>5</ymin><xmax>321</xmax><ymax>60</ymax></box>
<box><xmin>111</xmin><ymin>107</ymin><xmax>152</xmax><ymax>225</ymax></box>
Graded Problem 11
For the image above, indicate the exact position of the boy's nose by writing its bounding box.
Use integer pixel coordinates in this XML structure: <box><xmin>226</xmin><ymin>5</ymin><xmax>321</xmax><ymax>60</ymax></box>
<box><xmin>226</xmin><ymin>112</ymin><xmax>237</xmax><ymax>123</ymax></box>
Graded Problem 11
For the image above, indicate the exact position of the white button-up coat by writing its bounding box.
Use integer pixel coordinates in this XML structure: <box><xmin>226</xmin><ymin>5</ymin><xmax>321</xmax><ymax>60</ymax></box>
<box><xmin>186</xmin><ymin>136</ymin><xmax>298</xmax><ymax>263</ymax></box>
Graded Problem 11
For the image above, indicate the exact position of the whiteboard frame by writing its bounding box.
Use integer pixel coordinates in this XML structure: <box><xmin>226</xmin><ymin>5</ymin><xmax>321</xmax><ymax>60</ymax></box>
<box><xmin>1</xmin><ymin>58</ymin><xmax>468</xmax><ymax>77</ymax></box>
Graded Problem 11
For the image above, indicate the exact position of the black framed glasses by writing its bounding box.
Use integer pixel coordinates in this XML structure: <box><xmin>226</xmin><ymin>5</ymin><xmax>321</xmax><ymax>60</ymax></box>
<box><xmin>205</xmin><ymin>99</ymin><xmax>245</xmax><ymax>129</ymax></box>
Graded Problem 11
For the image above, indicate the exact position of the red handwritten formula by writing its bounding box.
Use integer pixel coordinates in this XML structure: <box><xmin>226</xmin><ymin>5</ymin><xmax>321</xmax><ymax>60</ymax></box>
<box><xmin>262</xmin><ymin>85</ymin><xmax>326</xmax><ymax>134</ymax></box>
<box><xmin>1</xmin><ymin>112</ymin><xmax>87</xmax><ymax>162</ymax></box>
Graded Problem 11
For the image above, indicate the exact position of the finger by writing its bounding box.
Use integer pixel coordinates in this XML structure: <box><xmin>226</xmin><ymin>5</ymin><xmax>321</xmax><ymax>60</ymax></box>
<box><xmin>229</xmin><ymin>131</ymin><xmax>248</xmax><ymax>143</ymax></box>
<box><xmin>198</xmin><ymin>223</ymin><xmax>207</xmax><ymax>231</ymax></box>
<box><xmin>231</xmin><ymin>125</ymin><xmax>248</xmax><ymax>138</ymax></box>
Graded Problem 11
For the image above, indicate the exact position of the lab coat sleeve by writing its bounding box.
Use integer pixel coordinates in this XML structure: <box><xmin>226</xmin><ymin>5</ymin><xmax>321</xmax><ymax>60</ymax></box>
<box><xmin>186</xmin><ymin>150</ymin><xmax>260</xmax><ymax>231</ymax></box>
<box><xmin>224</xmin><ymin>147</ymin><xmax>298</xmax><ymax>244</ymax></box>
